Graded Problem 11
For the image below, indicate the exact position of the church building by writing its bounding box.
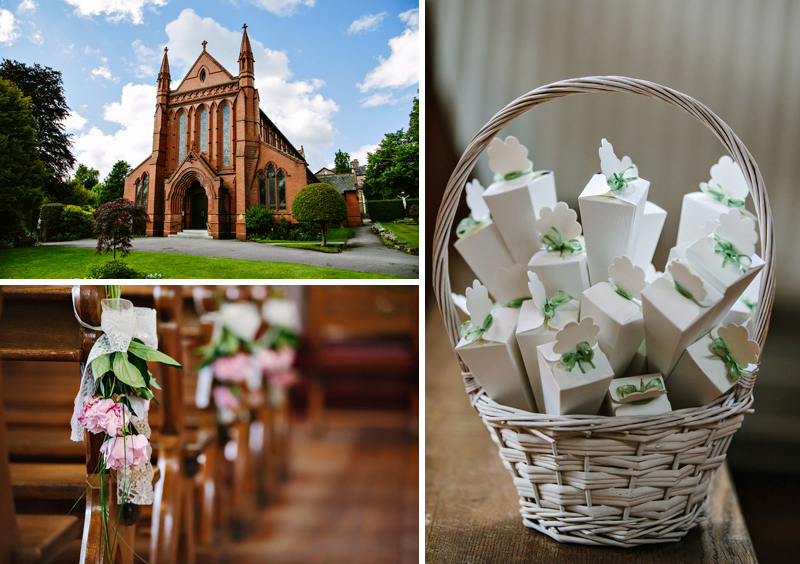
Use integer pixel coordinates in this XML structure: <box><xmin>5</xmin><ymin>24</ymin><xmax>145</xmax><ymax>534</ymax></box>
<box><xmin>124</xmin><ymin>25</ymin><xmax>318</xmax><ymax>239</ymax></box>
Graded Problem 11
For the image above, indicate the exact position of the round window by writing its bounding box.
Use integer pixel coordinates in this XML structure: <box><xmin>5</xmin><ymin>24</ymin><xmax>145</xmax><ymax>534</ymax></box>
<box><xmin>200</xmin><ymin>70</ymin><xmax>206</xmax><ymax>82</ymax></box>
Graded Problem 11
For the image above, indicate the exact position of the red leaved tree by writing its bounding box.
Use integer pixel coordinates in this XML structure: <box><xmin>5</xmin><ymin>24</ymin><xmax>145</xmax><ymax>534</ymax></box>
<box><xmin>92</xmin><ymin>198</ymin><xmax>150</xmax><ymax>260</ymax></box>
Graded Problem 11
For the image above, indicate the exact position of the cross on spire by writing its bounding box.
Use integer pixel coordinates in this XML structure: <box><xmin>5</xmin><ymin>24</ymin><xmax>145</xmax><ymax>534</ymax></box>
<box><xmin>243</xmin><ymin>23</ymin><xmax>247</xmax><ymax>30</ymax></box>
<box><xmin>164</xmin><ymin>46</ymin><xmax>168</xmax><ymax>52</ymax></box>
<box><xmin>202</xmin><ymin>40</ymin><xmax>207</xmax><ymax>51</ymax></box>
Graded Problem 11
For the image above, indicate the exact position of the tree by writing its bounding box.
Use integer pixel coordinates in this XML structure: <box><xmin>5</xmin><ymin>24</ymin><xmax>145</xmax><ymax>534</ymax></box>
<box><xmin>74</xmin><ymin>164</ymin><xmax>100</xmax><ymax>190</ymax></box>
<box><xmin>92</xmin><ymin>198</ymin><xmax>150</xmax><ymax>259</ymax></box>
<box><xmin>0</xmin><ymin>59</ymin><xmax>75</xmax><ymax>201</ymax></box>
<box><xmin>334</xmin><ymin>149</ymin><xmax>351</xmax><ymax>174</ymax></box>
<box><xmin>362</xmin><ymin>96</ymin><xmax>419</xmax><ymax>200</ymax></box>
<box><xmin>97</xmin><ymin>161</ymin><xmax>131</xmax><ymax>204</ymax></box>
<box><xmin>290</xmin><ymin>183</ymin><xmax>347</xmax><ymax>246</ymax></box>
<box><xmin>59</xmin><ymin>164</ymin><xmax>100</xmax><ymax>207</ymax></box>
<box><xmin>0</xmin><ymin>78</ymin><xmax>48</xmax><ymax>242</ymax></box>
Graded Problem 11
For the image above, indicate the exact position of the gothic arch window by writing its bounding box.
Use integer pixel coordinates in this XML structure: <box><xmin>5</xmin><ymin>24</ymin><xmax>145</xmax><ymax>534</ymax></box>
<box><xmin>258</xmin><ymin>171</ymin><xmax>266</xmax><ymax>206</ymax></box>
<box><xmin>135</xmin><ymin>179</ymin><xmax>142</xmax><ymax>205</ymax></box>
<box><xmin>222</xmin><ymin>104</ymin><xmax>231</xmax><ymax>166</ymax></box>
<box><xmin>200</xmin><ymin>107</ymin><xmax>208</xmax><ymax>152</ymax></box>
<box><xmin>277</xmin><ymin>170</ymin><xmax>286</xmax><ymax>211</ymax></box>
<box><xmin>178</xmin><ymin>111</ymin><xmax>187</xmax><ymax>163</ymax></box>
<box><xmin>141</xmin><ymin>173</ymin><xmax>149</xmax><ymax>208</ymax></box>
<box><xmin>267</xmin><ymin>164</ymin><xmax>276</xmax><ymax>210</ymax></box>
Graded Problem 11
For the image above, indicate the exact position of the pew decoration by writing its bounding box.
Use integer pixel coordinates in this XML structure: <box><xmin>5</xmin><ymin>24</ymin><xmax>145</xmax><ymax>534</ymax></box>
<box><xmin>70</xmin><ymin>286</ymin><xmax>182</xmax><ymax>509</ymax></box>
<box><xmin>259</xmin><ymin>294</ymin><xmax>302</xmax><ymax>404</ymax></box>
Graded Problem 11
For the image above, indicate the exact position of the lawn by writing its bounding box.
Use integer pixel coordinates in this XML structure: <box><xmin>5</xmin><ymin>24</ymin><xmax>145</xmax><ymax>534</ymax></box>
<box><xmin>378</xmin><ymin>223</ymin><xmax>419</xmax><ymax>247</ymax></box>
<box><xmin>0</xmin><ymin>247</ymin><xmax>398</xmax><ymax>279</ymax></box>
<box><xmin>250</xmin><ymin>227</ymin><xmax>355</xmax><ymax>244</ymax></box>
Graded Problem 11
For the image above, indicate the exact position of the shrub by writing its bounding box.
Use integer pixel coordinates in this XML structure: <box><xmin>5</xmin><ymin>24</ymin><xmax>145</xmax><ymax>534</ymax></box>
<box><xmin>39</xmin><ymin>203</ymin><xmax>65</xmax><ymax>241</ymax></box>
<box><xmin>15</xmin><ymin>234</ymin><xmax>37</xmax><ymax>248</ymax></box>
<box><xmin>291</xmin><ymin>183</ymin><xmax>347</xmax><ymax>246</ymax></box>
<box><xmin>85</xmin><ymin>260</ymin><xmax>146</xmax><ymax>279</ymax></box>
<box><xmin>288</xmin><ymin>221</ymin><xmax>318</xmax><ymax>241</ymax></box>
<box><xmin>274</xmin><ymin>215</ymin><xmax>291</xmax><ymax>240</ymax></box>
<box><xmin>92</xmin><ymin>198</ymin><xmax>150</xmax><ymax>260</ymax></box>
<box><xmin>59</xmin><ymin>205</ymin><xmax>94</xmax><ymax>240</ymax></box>
<box><xmin>366</xmin><ymin>199</ymin><xmax>412</xmax><ymax>222</ymax></box>
<box><xmin>409</xmin><ymin>204</ymin><xmax>419</xmax><ymax>222</ymax></box>
<box><xmin>246</xmin><ymin>206</ymin><xmax>274</xmax><ymax>236</ymax></box>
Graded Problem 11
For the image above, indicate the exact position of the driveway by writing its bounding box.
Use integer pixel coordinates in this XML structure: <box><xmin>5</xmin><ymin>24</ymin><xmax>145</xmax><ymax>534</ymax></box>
<box><xmin>44</xmin><ymin>225</ymin><xmax>419</xmax><ymax>278</ymax></box>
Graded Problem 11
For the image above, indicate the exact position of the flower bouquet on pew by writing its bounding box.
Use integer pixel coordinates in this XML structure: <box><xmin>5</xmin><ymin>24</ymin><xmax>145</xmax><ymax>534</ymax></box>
<box><xmin>259</xmin><ymin>291</ymin><xmax>302</xmax><ymax>404</ymax></box>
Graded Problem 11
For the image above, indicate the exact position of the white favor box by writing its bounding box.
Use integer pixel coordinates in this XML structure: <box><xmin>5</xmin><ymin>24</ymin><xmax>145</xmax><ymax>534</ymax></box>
<box><xmin>537</xmin><ymin>341</ymin><xmax>615</xmax><ymax>416</ymax></box>
<box><xmin>515</xmin><ymin>299</ymin><xmax>580</xmax><ymax>413</ymax></box>
<box><xmin>455</xmin><ymin>307</ymin><xmax>535</xmax><ymax>411</ymax></box>
<box><xmin>454</xmin><ymin>221</ymin><xmax>522</xmax><ymax>303</ymax></box>
<box><xmin>579</xmin><ymin>174</ymin><xmax>650</xmax><ymax>284</ymax></box>
<box><xmin>580</xmin><ymin>282</ymin><xmax>644</xmax><ymax>377</ymax></box>
<box><xmin>606</xmin><ymin>375</ymin><xmax>672</xmax><ymax>416</ymax></box>
<box><xmin>631</xmin><ymin>202</ymin><xmax>667</xmax><ymax>269</ymax></box>
<box><xmin>667</xmin><ymin>332</ymin><xmax>754</xmax><ymax>409</ymax></box>
<box><xmin>685</xmin><ymin>236</ymin><xmax>765</xmax><ymax>300</ymax></box>
<box><xmin>528</xmin><ymin>243</ymin><xmax>590</xmax><ymax>301</ymax></box>
<box><xmin>483</xmin><ymin>171</ymin><xmax>557</xmax><ymax>265</ymax></box>
<box><xmin>721</xmin><ymin>272</ymin><xmax>762</xmax><ymax>334</ymax></box>
<box><xmin>641</xmin><ymin>271</ymin><xmax>724</xmax><ymax>377</ymax></box>
<box><xmin>624</xmin><ymin>340</ymin><xmax>649</xmax><ymax>377</ymax></box>
<box><xmin>676</xmin><ymin>193</ymin><xmax>754</xmax><ymax>246</ymax></box>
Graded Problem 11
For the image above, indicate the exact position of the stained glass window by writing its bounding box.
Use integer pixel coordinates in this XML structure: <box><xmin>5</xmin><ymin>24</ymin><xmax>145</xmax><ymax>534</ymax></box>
<box><xmin>259</xmin><ymin>172</ymin><xmax>266</xmax><ymax>206</ymax></box>
<box><xmin>200</xmin><ymin>109</ymin><xmax>207</xmax><ymax>152</ymax></box>
<box><xmin>222</xmin><ymin>105</ymin><xmax>231</xmax><ymax>166</ymax></box>
<box><xmin>135</xmin><ymin>179</ymin><xmax>141</xmax><ymax>205</ymax></box>
<box><xmin>268</xmin><ymin>165</ymin><xmax>276</xmax><ymax>210</ymax></box>
<box><xmin>141</xmin><ymin>174</ymin><xmax>148</xmax><ymax>208</ymax></box>
<box><xmin>178</xmin><ymin>113</ymin><xmax>186</xmax><ymax>163</ymax></box>
<box><xmin>277</xmin><ymin>170</ymin><xmax>286</xmax><ymax>211</ymax></box>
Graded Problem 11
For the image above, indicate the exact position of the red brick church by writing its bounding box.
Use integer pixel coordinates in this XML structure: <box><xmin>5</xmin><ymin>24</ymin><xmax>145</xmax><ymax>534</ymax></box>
<box><xmin>124</xmin><ymin>25</ymin><xmax>319</xmax><ymax>239</ymax></box>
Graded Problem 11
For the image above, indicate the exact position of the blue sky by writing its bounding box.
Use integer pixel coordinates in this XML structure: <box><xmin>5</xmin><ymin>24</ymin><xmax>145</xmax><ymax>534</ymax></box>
<box><xmin>0</xmin><ymin>0</ymin><xmax>419</xmax><ymax>177</ymax></box>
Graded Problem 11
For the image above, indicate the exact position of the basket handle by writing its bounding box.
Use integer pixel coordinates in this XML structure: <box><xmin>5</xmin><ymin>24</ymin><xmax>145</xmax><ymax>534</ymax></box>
<box><xmin>433</xmin><ymin>76</ymin><xmax>775</xmax><ymax>368</ymax></box>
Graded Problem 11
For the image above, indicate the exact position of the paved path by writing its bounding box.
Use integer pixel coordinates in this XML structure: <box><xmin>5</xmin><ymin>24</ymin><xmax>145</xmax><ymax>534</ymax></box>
<box><xmin>44</xmin><ymin>225</ymin><xmax>419</xmax><ymax>278</ymax></box>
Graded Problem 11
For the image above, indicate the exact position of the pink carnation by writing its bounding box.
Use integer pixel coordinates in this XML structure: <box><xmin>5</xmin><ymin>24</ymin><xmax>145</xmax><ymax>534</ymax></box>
<box><xmin>268</xmin><ymin>368</ymin><xmax>298</xmax><ymax>390</ymax></box>
<box><xmin>78</xmin><ymin>396</ymin><xmax>126</xmax><ymax>436</ymax></box>
<box><xmin>100</xmin><ymin>434</ymin><xmax>149</xmax><ymax>469</ymax></box>
<box><xmin>212</xmin><ymin>353</ymin><xmax>251</xmax><ymax>383</ymax></box>
<box><xmin>213</xmin><ymin>386</ymin><xmax>240</xmax><ymax>410</ymax></box>
<box><xmin>257</xmin><ymin>347</ymin><xmax>296</xmax><ymax>375</ymax></box>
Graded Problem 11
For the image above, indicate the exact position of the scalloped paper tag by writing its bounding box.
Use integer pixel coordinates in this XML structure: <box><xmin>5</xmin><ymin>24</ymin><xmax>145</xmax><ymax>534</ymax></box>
<box><xmin>667</xmin><ymin>259</ymin><xmax>708</xmax><ymax>303</ymax></box>
<box><xmin>465</xmin><ymin>280</ymin><xmax>492</xmax><ymax>328</ymax></box>
<box><xmin>698</xmin><ymin>218</ymin><xmax>720</xmax><ymax>239</ymax></box>
<box><xmin>465</xmin><ymin>178</ymin><xmax>490</xmax><ymax>222</ymax></box>
<box><xmin>535</xmin><ymin>202</ymin><xmax>582</xmax><ymax>241</ymax></box>
<box><xmin>487</xmin><ymin>136</ymin><xmax>532</xmax><ymax>179</ymax></box>
<box><xmin>525</xmin><ymin>271</ymin><xmax>547</xmax><ymax>329</ymax></box>
<box><xmin>715</xmin><ymin>209</ymin><xmax>758</xmax><ymax>257</ymax></box>
<box><xmin>716</xmin><ymin>323</ymin><xmax>759</xmax><ymax>367</ymax></box>
<box><xmin>552</xmin><ymin>318</ymin><xmax>600</xmax><ymax>355</ymax></box>
<box><xmin>702</xmin><ymin>156</ymin><xmax>748</xmax><ymax>205</ymax></box>
<box><xmin>608</xmin><ymin>256</ymin><xmax>647</xmax><ymax>300</ymax></box>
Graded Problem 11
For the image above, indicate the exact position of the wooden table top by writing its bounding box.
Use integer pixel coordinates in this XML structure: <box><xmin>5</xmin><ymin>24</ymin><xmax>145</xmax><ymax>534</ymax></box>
<box><xmin>425</xmin><ymin>309</ymin><xmax>758</xmax><ymax>563</ymax></box>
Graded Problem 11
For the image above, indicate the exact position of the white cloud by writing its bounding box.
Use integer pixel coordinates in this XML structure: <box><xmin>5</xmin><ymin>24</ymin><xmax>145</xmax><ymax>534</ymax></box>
<box><xmin>91</xmin><ymin>66</ymin><xmax>118</xmax><ymax>81</ymax></box>
<box><xmin>347</xmin><ymin>12</ymin><xmax>386</xmax><ymax>35</ymax></box>
<box><xmin>237</xmin><ymin>0</ymin><xmax>315</xmax><ymax>17</ymax></box>
<box><xmin>64</xmin><ymin>110</ymin><xmax>88</xmax><ymax>131</ymax></box>
<box><xmin>0</xmin><ymin>9</ymin><xmax>20</xmax><ymax>46</ymax></box>
<box><xmin>17</xmin><ymin>0</ymin><xmax>36</xmax><ymax>14</ymax></box>
<box><xmin>350</xmin><ymin>143</ymin><xmax>379</xmax><ymax>167</ymax></box>
<box><xmin>85</xmin><ymin>45</ymin><xmax>101</xmax><ymax>56</ymax></box>
<box><xmin>131</xmin><ymin>39</ymin><xmax>157</xmax><ymax>78</ymax></box>
<box><xmin>361</xmin><ymin>92</ymin><xmax>399</xmax><ymax>107</ymax></box>
<box><xmin>31</xmin><ymin>30</ymin><xmax>43</xmax><ymax>44</ymax></box>
<box><xmin>64</xmin><ymin>0</ymin><xmax>167</xmax><ymax>25</ymax></box>
<box><xmin>356</xmin><ymin>8</ymin><xmax>419</xmax><ymax>104</ymax></box>
<box><xmin>164</xmin><ymin>9</ymin><xmax>338</xmax><ymax>169</ymax></box>
<box><xmin>72</xmin><ymin>83</ymin><xmax>156</xmax><ymax>177</ymax></box>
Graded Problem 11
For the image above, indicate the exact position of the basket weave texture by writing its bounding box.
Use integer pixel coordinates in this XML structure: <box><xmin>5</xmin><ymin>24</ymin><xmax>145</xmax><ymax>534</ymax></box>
<box><xmin>432</xmin><ymin>76</ymin><xmax>775</xmax><ymax>546</ymax></box>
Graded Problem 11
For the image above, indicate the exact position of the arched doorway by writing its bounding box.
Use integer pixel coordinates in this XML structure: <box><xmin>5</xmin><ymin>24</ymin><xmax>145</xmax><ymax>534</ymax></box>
<box><xmin>188</xmin><ymin>182</ymin><xmax>208</xmax><ymax>230</ymax></box>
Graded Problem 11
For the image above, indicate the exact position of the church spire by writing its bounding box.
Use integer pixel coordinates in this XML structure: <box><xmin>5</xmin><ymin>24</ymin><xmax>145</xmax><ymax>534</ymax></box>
<box><xmin>238</xmin><ymin>23</ymin><xmax>254</xmax><ymax>79</ymax></box>
<box><xmin>158</xmin><ymin>47</ymin><xmax>171</xmax><ymax>93</ymax></box>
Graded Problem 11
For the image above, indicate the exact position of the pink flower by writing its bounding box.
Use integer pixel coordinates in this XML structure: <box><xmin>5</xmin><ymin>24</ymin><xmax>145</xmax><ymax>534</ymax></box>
<box><xmin>78</xmin><ymin>396</ymin><xmax>126</xmax><ymax>436</ymax></box>
<box><xmin>100</xmin><ymin>434</ymin><xmax>149</xmax><ymax>469</ymax></box>
<box><xmin>213</xmin><ymin>386</ymin><xmax>240</xmax><ymax>410</ymax></box>
<box><xmin>268</xmin><ymin>368</ymin><xmax>298</xmax><ymax>390</ymax></box>
<box><xmin>257</xmin><ymin>347</ymin><xmax>295</xmax><ymax>375</ymax></box>
<box><xmin>212</xmin><ymin>353</ymin><xmax>251</xmax><ymax>383</ymax></box>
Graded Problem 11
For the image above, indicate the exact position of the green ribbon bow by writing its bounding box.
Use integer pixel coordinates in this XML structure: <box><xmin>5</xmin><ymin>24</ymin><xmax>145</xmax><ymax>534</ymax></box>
<box><xmin>560</xmin><ymin>341</ymin><xmax>596</xmax><ymax>374</ymax></box>
<box><xmin>506</xmin><ymin>297</ymin><xmax>531</xmax><ymax>309</ymax></box>
<box><xmin>460</xmin><ymin>314</ymin><xmax>494</xmax><ymax>343</ymax></box>
<box><xmin>542</xmin><ymin>226</ymin><xmax>583</xmax><ymax>257</ymax></box>
<box><xmin>741</xmin><ymin>296</ymin><xmax>758</xmax><ymax>314</ymax></box>
<box><xmin>542</xmin><ymin>290</ymin><xmax>573</xmax><ymax>320</ymax></box>
<box><xmin>456</xmin><ymin>214</ymin><xmax>490</xmax><ymax>238</ymax></box>
<box><xmin>700</xmin><ymin>181</ymin><xmax>746</xmax><ymax>208</ymax></box>
<box><xmin>498</xmin><ymin>164</ymin><xmax>533</xmax><ymax>182</ymax></box>
<box><xmin>612</xmin><ymin>282</ymin><xmax>633</xmax><ymax>301</ymax></box>
<box><xmin>672</xmin><ymin>280</ymin><xmax>697</xmax><ymax>302</ymax></box>
<box><xmin>606</xmin><ymin>165</ymin><xmax>638</xmax><ymax>192</ymax></box>
<box><xmin>617</xmin><ymin>377</ymin><xmax>663</xmax><ymax>405</ymax></box>
<box><xmin>713</xmin><ymin>234</ymin><xmax>752</xmax><ymax>274</ymax></box>
<box><xmin>709</xmin><ymin>337</ymin><xmax>752</xmax><ymax>382</ymax></box>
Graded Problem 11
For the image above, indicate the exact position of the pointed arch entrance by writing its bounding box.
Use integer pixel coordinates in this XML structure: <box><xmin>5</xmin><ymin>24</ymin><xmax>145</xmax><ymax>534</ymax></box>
<box><xmin>188</xmin><ymin>182</ymin><xmax>208</xmax><ymax>229</ymax></box>
<box><xmin>164</xmin><ymin>166</ymin><xmax>229</xmax><ymax>238</ymax></box>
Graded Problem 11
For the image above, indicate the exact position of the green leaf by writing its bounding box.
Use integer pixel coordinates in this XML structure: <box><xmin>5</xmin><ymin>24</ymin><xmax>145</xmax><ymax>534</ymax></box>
<box><xmin>127</xmin><ymin>351</ymin><xmax>151</xmax><ymax>388</ymax></box>
<box><xmin>128</xmin><ymin>339</ymin><xmax>182</xmax><ymax>368</ymax></box>
<box><xmin>113</xmin><ymin>353</ymin><xmax>146</xmax><ymax>389</ymax></box>
<box><xmin>149</xmin><ymin>375</ymin><xmax>161</xmax><ymax>390</ymax></box>
<box><xmin>91</xmin><ymin>353</ymin><xmax>113</xmax><ymax>380</ymax></box>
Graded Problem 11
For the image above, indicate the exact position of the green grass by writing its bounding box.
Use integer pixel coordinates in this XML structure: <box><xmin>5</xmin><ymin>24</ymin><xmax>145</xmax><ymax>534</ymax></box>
<box><xmin>378</xmin><ymin>222</ymin><xmax>419</xmax><ymax>247</ymax></box>
<box><xmin>250</xmin><ymin>227</ymin><xmax>355</xmax><ymax>244</ymax></box>
<box><xmin>0</xmin><ymin>247</ymin><xmax>398</xmax><ymax>279</ymax></box>
<box><xmin>275</xmin><ymin>243</ymin><xmax>342</xmax><ymax>253</ymax></box>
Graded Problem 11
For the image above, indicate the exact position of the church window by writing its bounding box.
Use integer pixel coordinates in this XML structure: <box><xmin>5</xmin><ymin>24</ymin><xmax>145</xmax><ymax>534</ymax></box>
<box><xmin>200</xmin><ymin>108</ymin><xmax>207</xmax><ymax>152</ymax></box>
<box><xmin>277</xmin><ymin>170</ymin><xmax>286</xmax><ymax>211</ymax></box>
<box><xmin>200</xmin><ymin>69</ymin><xmax>206</xmax><ymax>82</ymax></box>
<box><xmin>268</xmin><ymin>165</ymin><xmax>276</xmax><ymax>210</ymax></box>
<box><xmin>178</xmin><ymin>112</ymin><xmax>186</xmax><ymax>163</ymax></box>
<box><xmin>259</xmin><ymin>172</ymin><xmax>266</xmax><ymax>206</ymax></box>
<box><xmin>135</xmin><ymin>179</ymin><xmax>141</xmax><ymax>205</ymax></box>
<box><xmin>222</xmin><ymin>105</ymin><xmax>231</xmax><ymax>166</ymax></box>
<box><xmin>141</xmin><ymin>174</ymin><xmax>149</xmax><ymax>208</ymax></box>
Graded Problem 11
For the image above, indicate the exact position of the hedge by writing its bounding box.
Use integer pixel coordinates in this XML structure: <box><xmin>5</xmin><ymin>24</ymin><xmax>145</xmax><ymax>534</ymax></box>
<box><xmin>39</xmin><ymin>203</ymin><xmax>65</xmax><ymax>241</ymax></box>
<box><xmin>366</xmin><ymin>198</ymin><xmax>419</xmax><ymax>222</ymax></box>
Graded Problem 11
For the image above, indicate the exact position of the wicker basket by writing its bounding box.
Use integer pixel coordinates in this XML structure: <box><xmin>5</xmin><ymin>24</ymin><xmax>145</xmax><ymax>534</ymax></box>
<box><xmin>432</xmin><ymin>76</ymin><xmax>776</xmax><ymax>547</ymax></box>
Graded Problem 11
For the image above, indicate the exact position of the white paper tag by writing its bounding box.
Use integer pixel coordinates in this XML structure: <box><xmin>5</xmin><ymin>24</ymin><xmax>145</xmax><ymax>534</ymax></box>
<box><xmin>608</xmin><ymin>256</ymin><xmax>647</xmax><ymax>300</ymax></box>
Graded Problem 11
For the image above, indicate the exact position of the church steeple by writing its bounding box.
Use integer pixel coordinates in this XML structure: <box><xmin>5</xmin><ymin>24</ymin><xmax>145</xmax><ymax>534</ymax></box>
<box><xmin>238</xmin><ymin>24</ymin><xmax>254</xmax><ymax>82</ymax></box>
<box><xmin>158</xmin><ymin>47</ymin><xmax>171</xmax><ymax>93</ymax></box>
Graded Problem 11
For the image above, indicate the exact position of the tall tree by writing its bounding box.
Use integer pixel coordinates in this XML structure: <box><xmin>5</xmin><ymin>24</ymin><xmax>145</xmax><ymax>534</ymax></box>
<box><xmin>0</xmin><ymin>60</ymin><xmax>75</xmax><ymax>201</ymax></box>
<box><xmin>0</xmin><ymin>78</ymin><xmax>48</xmax><ymax>241</ymax></box>
<box><xmin>334</xmin><ymin>149</ymin><xmax>351</xmax><ymax>173</ymax></box>
<box><xmin>97</xmin><ymin>161</ymin><xmax>131</xmax><ymax>204</ymax></box>
<box><xmin>74</xmin><ymin>164</ymin><xmax>100</xmax><ymax>190</ymax></box>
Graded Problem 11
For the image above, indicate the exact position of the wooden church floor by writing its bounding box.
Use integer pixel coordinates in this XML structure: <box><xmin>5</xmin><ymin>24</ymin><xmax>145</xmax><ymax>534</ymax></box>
<box><xmin>230</xmin><ymin>415</ymin><xmax>419</xmax><ymax>564</ymax></box>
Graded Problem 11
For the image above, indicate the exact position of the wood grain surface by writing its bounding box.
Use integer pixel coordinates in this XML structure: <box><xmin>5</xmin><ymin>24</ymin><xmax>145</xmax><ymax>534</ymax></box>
<box><xmin>425</xmin><ymin>309</ymin><xmax>758</xmax><ymax>563</ymax></box>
